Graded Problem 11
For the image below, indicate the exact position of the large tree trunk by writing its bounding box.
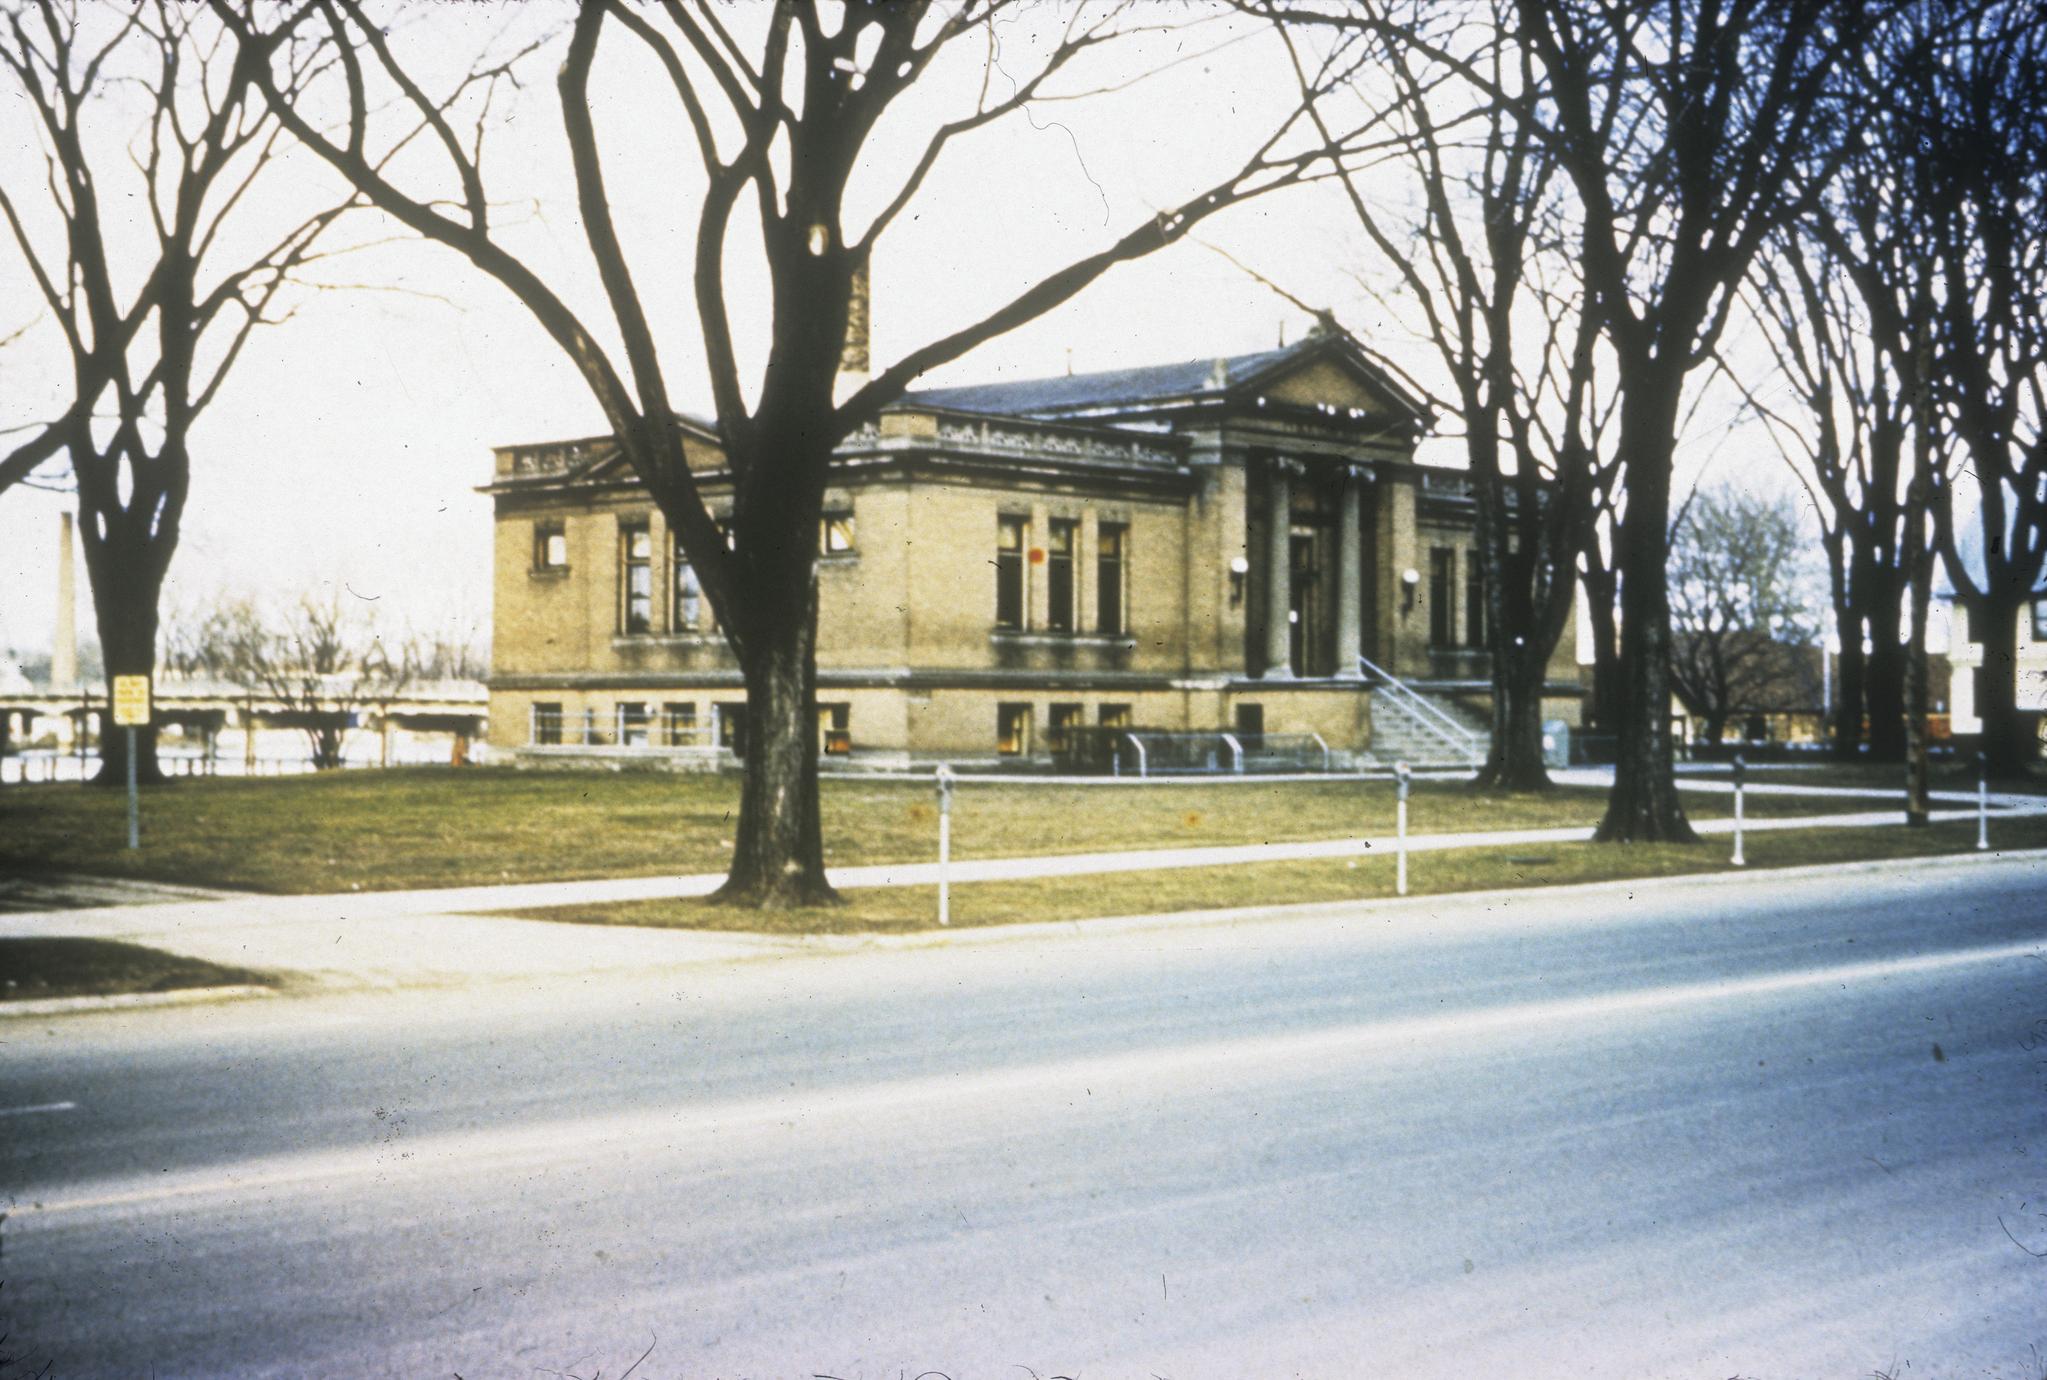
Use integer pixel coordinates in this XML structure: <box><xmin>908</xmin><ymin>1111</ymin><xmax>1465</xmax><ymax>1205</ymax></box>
<box><xmin>1832</xmin><ymin>607</ymin><xmax>1867</xmax><ymax>762</ymax></box>
<box><xmin>1974</xmin><ymin>593</ymin><xmax>2037</xmax><ymax>778</ymax></box>
<box><xmin>1865</xmin><ymin>586</ymin><xmax>1907</xmax><ymax>761</ymax></box>
<box><xmin>1478</xmin><ymin>650</ymin><xmax>1553</xmax><ymax>791</ymax></box>
<box><xmin>1596</xmin><ymin>393</ymin><xmax>1696</xmax><ymax>843</ymax></box>
<box><xmin>83</xmin><ymin>533</ymin><xmax>169</xmax><ymax>789</ymax></box>
<box><xmin>710</xmin><ymin>586</ymin><xmax>836</xmax><ymax>909</ymax></box>
<box><xmin>1903</xmin><ymin>541</ymin><xmax>1934</xmax><ymax>824</ymax></box>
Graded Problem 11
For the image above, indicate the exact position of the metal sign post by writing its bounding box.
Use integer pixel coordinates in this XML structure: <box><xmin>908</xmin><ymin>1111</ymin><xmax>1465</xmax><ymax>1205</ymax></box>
<box><xmin>112</xmin><ymin>675</ymin><xmax>151</xmax><ymax>851</ymax></box>
<box><xmin>935</xmin><ymin>764</ymin><xmax>956</xmax><ymax>927</ymax></box>
<box><xmin>1395</xmin><ymin>762</ymin><xmax>1411</xmax><ymax>897</ymax></box>
<box><xmin>1978</xmin><ymin>752</ymin><xmax>1990</xmax><ymax>852</ymax></box>
<box><xmin>1730</xmin><ymin>753</ymin><xmax>1747</xmax><ymax>868</ymax></box>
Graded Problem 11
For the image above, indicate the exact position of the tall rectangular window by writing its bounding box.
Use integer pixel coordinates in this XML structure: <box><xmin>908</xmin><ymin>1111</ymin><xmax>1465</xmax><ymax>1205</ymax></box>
<box><xmin>621</xmin><ymin>522</ymin><xmax>653</xmax><ymax>634</ymax></box>
<box><xmin>1464</xmin><ymin>550</ymin><xmax>1487</xmax><ymax>649</ymax></box>
<box><xmin>995</xmin><ymin>515</ymin><xmax>1027</xmax><ymax>629</ymax></box>
<box><xmin>616</xmin><ymin>701</ymin><xmax>650</xmax><ymax>747</ymax></box>
<box><xmin>1097</xmin><ymin>522</ymin><xmax>1127</xmax><ymax>636</ymax></box>
<box><xmin>1429</xmin><ymin>545</ymin><xmax>1456</xmax><ymax>649</ymax></box>
<box><xmin>663</xmin><ymin>701</ymin><xmax>698</xmax><ymax>747</ymax></box>
<box><xmin>1098</xmin><ymin>702</ymin><xmax>1132</xmax><ymax>729</ymax></box>
<box><xmin>819</xmin><ymin>509</ymin><xmax>856</xmax><ymax>555</ymax></box>
<box><xmin>997</xmin><ymin>702</ymin><xmax>1032</xmax><ymax>756</ymax></box>
<box><xmin>532</xmin><ymin>701</ymin><xmax>563</xmax><ymax>746</ymax></box>
<box><xmin>672</xmin><ymin>532</ymin><xmax>700</xmax><ymax>631</ymax></box>
<box><xmin>534</xmin><ymin>521</ymin><xmax>567</xmax><ymax>571</ymax></box>
<box><xmin>1046</xmin><ymin>519</ymin><xmax>1077</xmax><ymax>632</ymax></box>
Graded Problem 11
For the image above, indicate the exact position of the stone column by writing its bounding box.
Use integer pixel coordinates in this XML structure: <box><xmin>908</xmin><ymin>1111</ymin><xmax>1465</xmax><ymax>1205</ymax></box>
<box><xmin>1334</xmin><ymin>466</ymin><xmax>1365</xmax><ymax>678</ymax></box>
<box><xmin>1263</xmin><ymin>460</ymin><xmax>1294</xmax><ymax>679</ymax></box>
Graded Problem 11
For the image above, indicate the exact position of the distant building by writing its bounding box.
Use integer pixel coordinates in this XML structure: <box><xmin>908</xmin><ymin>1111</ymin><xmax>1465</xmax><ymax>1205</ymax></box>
<box><xmin>481</xmin><ymin>325</ymin><xmax>1581</xmax><ymax>769</ymax></box>
<box><xmin>1937</xmin><ymin>514</ymin><xmax>2047</xmax><ymax>743</ymax></box>
<box><xmin>1946</xmin><ymin>599</ymin><xmax>2047</xmax><ymax>738</ymax></box>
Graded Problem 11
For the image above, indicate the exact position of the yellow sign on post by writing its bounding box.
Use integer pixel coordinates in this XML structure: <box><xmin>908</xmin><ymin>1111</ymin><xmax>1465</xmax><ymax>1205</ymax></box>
<box><xmin>112</xmin><ymin>675</ymin><xmax>152</xmax><ymax>727</ymax></box>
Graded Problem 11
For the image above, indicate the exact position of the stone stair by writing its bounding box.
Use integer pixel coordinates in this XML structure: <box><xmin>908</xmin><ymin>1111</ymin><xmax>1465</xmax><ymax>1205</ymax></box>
<box><xmin>1366</xmin><ymin>684</ymin><xmax>1491</xmax><ymax>770</ymax></box>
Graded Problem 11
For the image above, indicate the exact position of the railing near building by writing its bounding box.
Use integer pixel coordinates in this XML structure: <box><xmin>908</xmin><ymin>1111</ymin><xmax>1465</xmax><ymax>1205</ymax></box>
<box><xmin>1357</xmin><ymin>654</ymin><xmax>1485</xmax><ymax>768</ymax></box>
<box><xmin>527</xmin><ymin>707</ymin><xmax>718</xmax><ymax>751</ymax></box>
<box><xmin>1052</xmin><ymin>726</ymin><xmax>1332</xmax><ymax>776</ymax></box>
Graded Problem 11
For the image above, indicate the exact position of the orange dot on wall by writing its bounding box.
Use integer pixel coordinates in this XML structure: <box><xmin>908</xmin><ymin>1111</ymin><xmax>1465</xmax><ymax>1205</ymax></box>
<box><xmin>1028</xmin><ymin>548</ymin><xmax>1046</xmax><ymax>564</ymax></box>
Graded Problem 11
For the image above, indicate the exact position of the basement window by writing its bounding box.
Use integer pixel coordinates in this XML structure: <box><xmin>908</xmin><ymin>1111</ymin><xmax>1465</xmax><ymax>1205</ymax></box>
<box><xmin>1048</xmin><ymin>702</ymin><xmax>1084</xmax><ymax>755</ymax></box>
<box><xmin>819</xmin><ymin>702</ymin><xmax>852</xmax><ymax>755</ymax></box>
<box><xmin>997</xmin><ymin>702</ymin><xmax>1032</xmax><ymax>756</ymax></box>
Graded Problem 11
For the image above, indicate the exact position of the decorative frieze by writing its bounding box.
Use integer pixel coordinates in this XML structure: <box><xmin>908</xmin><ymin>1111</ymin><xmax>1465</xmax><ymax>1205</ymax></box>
<box><xmin>502</xmin><ymin>439</ymin><xmax>617</xmax><ymax>480</ymax></box>
<box><xmin>929</xmin><ymin>416</ymin><xmax>1182</xmax><ymax>467</ymax></box>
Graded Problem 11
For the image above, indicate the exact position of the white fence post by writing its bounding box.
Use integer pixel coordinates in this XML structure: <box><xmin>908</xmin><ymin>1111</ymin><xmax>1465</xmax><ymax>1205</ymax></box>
<box><xmin>1731</xmin><ymin>753</ymin><xmax>1747</xmax><ymax>868</ymax></box>
<box><xmin>1978</xmin><ymin>751</ymin><xmax>1990</xmax><ymax>851</ymax></box>
<box><xmin>1395</xmin><ymin>761</ymin><xmax>1411</xmax><ymax>896</ymax></box>
<box><xmin>935</xmin><ymin>764</ymin><xmax>955</xmax><ymax>927</ymax></box>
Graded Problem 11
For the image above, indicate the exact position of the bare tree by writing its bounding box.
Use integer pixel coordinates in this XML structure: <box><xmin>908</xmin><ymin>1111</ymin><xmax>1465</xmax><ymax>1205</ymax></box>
<box><xmin>206</xmin><ymin>594</ymin><xmax>404</xmax><ymax>770</ymax></box>
<box><xmin>218</xmin><ymin>0</ymin><xmax>1378</xmax><ymax>906</ymax></box>
<box><xmin>1737</xmin><ymin>234</ymin><xmax>1914</xmax><ymax>762</ymax></box>
<box><xmin>1511</xmin><ymin>0</ymin><xmax>1871</xmax><ymax>841</ymax></box>
<box><xmin>395</xmin><ymin>621</ymin><xmax>487</xmax><ymax>684</ymax></box>
<box><xmin>1667</xmin><ymin>484</ymin><xmax>1821</xmax><ymax>746</ymax></box>
<box><xmin>0</xmin><ymin>1</ymin><xmax>356</xmax><ymax>785</ymax></box>
<box><xmin>1920</xmin><ymin>6</ymin><xmax>2047</xmax><ymax>777</ymax></box>
<box><xmin>1275</xmin><ymin>0</ymin><xmax>1616</xmax><ymax>789</ymax></box>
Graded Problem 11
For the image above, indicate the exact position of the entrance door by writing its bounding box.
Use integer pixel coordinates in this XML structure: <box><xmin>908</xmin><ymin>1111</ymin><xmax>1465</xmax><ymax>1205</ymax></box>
<box><xmin>1290</xmin><ymin>526</ymin><xmax>1324</xmax><ymax>676</ymax></box>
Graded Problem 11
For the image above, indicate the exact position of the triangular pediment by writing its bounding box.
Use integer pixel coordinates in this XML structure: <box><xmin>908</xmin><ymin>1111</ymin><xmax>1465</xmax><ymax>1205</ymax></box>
<box><xmin>1227</xmin><ymin>336</ymin><xmax>1430</xmax><ymax>425</ymax></box>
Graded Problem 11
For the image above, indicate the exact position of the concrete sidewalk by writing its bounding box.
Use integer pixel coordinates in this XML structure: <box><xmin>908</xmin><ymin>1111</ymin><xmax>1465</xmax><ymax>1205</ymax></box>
<box><xmin>4</xmin><ymin>791</ymin><xmax>2036</xmax><ymax>993</ymax></box>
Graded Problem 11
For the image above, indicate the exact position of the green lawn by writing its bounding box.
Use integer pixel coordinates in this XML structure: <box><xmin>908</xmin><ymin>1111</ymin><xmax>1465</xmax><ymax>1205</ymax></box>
<box><xmin>0</xmin><ymin>937</ymin><xmax>274</xmax><ymax>1003</ymax></box>
<box><xmin>511</xmin><ymin>815</ymin><xmax>2047</xmax><ymax>936</ymax></box>
<box><xmin>1680</xmin><ymin>758</ymin><xmax>2047</xmax><ymax>795</ymax></box>
<box><xmin>0</xmin><ymin>765</ymin><xmax>1931</xmax><ymax>895</ymax></box>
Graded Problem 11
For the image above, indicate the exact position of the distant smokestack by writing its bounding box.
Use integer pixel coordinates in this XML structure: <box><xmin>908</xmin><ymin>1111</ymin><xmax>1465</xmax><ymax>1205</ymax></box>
<box><xmin>53</xmin><ymin>511</ymin><xmax>77</xmax><ymax>691</ymax></box>
<box><xmin>835</xmin><ymin>259</ymin><xmax>871</xmax><ymax>406</ymax></box>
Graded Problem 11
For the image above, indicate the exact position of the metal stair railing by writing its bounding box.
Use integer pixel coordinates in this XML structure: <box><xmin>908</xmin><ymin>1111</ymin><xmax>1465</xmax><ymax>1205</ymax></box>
<box><xmin>1357</xmin><ymin>654</ymin><xmax>1485</xmax><ymax>768</ymax></box>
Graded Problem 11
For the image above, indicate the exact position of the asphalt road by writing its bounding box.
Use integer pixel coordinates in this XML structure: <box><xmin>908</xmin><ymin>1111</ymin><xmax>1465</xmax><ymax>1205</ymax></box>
<box><xmin>5</xmin><ymin>857</ymin><xmax>2047</xmax><ymax>1378</ymax></box>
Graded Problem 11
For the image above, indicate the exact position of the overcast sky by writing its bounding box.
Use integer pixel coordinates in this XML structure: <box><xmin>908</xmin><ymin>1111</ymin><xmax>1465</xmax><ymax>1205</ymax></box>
<box><xmin>0</xmin><ymin>2</ymin><xmax>1811</xmax><ymax>663</ymax></box>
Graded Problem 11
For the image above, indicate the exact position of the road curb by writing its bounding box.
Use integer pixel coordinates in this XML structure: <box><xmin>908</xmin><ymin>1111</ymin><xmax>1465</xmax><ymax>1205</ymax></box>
<box><xmin>0</xmin><ymin>984</ymin><xmax>276</xmax><ymax>1020</ymax></box>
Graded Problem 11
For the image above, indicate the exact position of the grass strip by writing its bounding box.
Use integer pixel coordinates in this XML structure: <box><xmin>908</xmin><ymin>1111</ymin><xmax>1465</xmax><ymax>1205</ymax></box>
<box><xmin>0</xmin><ymin>937</ymin><xmax>274</xmax><ymax>1003</ymax></box>
<box><xmin>0</xmin><ymin>767</ymin><xmax>1888</xmax><ymax>896</ymax></box>
<box><xmin>1677</xmin><ymin>760</ymin><xmax>2047</xmax><ymax>795</ymax></box>
<box><xmin>501</xmin><ymin>815</ymin><xmax>2047</xmax><ymax>937</ymax></box>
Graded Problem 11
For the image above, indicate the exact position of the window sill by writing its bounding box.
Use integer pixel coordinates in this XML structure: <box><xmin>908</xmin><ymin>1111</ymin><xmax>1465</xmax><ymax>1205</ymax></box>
<box><xmin>528</xmin><ymin>566</ymin><xmax>571</xmax><ymax>580</ymax></box>
<box><xmin>990</xmin><ymin>630</ymin><xmax>1137</xmax><ymax>648</ymax></box>
<box><xmin>613</xmin><ymin>632</ymin><xmax>723</xmax><ymax>647</ymax></box>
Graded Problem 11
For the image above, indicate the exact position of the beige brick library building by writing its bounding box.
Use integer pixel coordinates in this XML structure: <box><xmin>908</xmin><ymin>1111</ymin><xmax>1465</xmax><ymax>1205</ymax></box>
<box><xmin>482</xmin><ymin>325</ymin><xmax>1580</xmax><ymax>770</ymax></box>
